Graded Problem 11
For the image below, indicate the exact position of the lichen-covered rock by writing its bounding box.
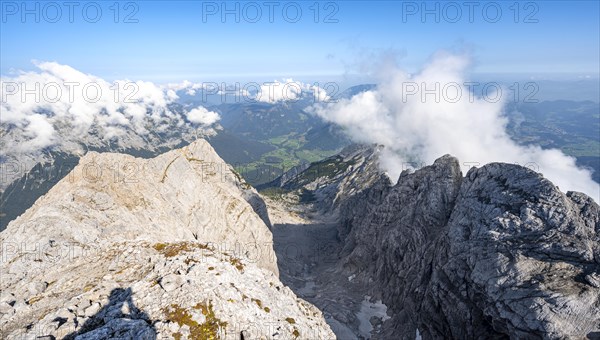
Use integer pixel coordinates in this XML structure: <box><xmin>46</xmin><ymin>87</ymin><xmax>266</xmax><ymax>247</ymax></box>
<box><xmin>0</xmin><ymin>242</ymin><xmax>334</xmax><ymax>339</ymax></box>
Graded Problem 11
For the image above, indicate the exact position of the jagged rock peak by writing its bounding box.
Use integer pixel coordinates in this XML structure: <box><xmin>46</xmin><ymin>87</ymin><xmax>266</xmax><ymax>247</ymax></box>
<box><xmin>335</xmin><ymin>154</ymin><xmax>600</xmax><ymax>339</ymax></box>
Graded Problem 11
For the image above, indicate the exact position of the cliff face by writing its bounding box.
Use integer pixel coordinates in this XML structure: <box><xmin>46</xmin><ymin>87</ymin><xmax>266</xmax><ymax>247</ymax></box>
<box><xmin>430</xmin><ymin>163</ymin><xmax>600</xmax><ymax>339</ymax></box>
<box><xmin>265</xmin><ymin>145</ymin><xmax>600</xmax><ymax>339</ymax></box>
<box><xmin>337</xmin><ymin>155</ymin><xmax>600</xmax><ymax>339</ymax></box>
<box><xmin>0</xmin><ymin>139</ymin><xmax>335</xmax><ymax>339</ymax></box>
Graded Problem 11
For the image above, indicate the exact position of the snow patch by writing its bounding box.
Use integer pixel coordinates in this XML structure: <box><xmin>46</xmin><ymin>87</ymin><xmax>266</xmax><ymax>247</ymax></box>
<box><xmin>356</xmin><ymin>296</ymin><xmax>390</xmax><ymax>339</ymax></box>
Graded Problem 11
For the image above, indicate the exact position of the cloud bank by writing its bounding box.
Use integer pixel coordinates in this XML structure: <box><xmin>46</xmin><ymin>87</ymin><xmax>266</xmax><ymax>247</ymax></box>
<box><xmin>166</xmin><ymin>78</ymin><xmax>330</xmax><ymax>104</ymax></box>
<box><xmin>310</xmin><ymin>52</ymin><xmax>599</xmax><ymax>201</ymax></box>
<box><xmin>1</xmin><ymin>61</ymin><xmax>220</xmax><ymax>154</ymax></box>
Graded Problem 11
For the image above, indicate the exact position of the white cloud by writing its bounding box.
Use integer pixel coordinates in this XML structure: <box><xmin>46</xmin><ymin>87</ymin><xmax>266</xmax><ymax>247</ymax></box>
<box><xmin>310</xmin><ymin>51</ymin><xmax>600</xmax><ymax>202</ymax></box>
<box><xmin>186</xmin><ymin>106</ymin><xmax>220</xmax><ymax>125</ymax></box>
<box><xmin>256</xmin><ymin>79</ymin><xmax>330</xmax><ymax>103</ymax></box>
<box><xmin>166</xmin><ymin>80</ymin><xmax>209</xmax><ymax>96</ymax></box>
<box><xmin>19</xmin><ymin>113</ymin><xmax>56</xmax><ymax>152</ymax></box>
<box><xmin>165</xmin><ymin>79</ymin><xmax>331</xmax><ymax>104</ymax></box>
<box><xmin>0</xmin><ymin>61</ymin><xmax>219</xmax><ymax>154</ymax></box>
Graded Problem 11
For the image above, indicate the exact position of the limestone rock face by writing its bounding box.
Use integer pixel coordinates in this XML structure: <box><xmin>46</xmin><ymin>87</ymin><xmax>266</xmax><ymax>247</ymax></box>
<box><xmin>2</xmin><ymin>139</ymin><xmax>277</xmax><ymax>276</ymax></box>
<box><xmin>268</xmin><ymin>146</ymin><xmax>600</xmax><ymax>339</ymax></box>
<box><xmin>0</xmin><ymin>139</ymin><xmax>335</xmax><ymax>339</ymax></box>
<box><xmin>0</xmin><ymin>110</ymin><xmax>205</xmax><ymax>230</ymax></box>
<box><xmin>428</xmin><ymin>163</ymin><xmax>600</xmax><ymax>339</ymax></box>
<box><xmin>336</xmin><ymin>156</ymin><xmax>600</xmax><ymax>339</ymax></box>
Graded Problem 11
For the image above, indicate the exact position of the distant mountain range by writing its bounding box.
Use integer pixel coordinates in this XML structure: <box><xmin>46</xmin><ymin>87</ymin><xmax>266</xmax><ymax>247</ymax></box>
<box><xmin>1</xmin><ymin>85</ymin><xmax>598</xmax><ymax>232</ymax></box>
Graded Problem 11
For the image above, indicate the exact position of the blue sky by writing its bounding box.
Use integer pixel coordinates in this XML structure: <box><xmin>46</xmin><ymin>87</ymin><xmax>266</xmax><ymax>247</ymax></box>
<box><xmin>1</xmin><ymin>0</ymin><xmax>599</xmax><ymax>83</ymax></box>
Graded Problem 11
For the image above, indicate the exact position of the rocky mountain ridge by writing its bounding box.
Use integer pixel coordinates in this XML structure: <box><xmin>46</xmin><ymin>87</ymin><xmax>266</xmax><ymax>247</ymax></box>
<box><xmin>262</xmin><ymin>147</ymin><xmax>600</xmax><ymax>339</ymax></box>
<box><xmin>0</xmin><ymin>105</ymin><xmax>206</xmax><ymax>231</ymax></box>
<box><xmin>3</xmin><ymin>136</ymin><xmax>599</xmax><ymax>339</ymax></box>
<box><xmin>0</xmin><ymin>139</ymin><xmax>335</xmax><ymax>339</ymax></box>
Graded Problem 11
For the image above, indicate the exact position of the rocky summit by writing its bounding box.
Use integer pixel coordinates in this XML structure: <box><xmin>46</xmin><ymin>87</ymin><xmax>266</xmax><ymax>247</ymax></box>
<box><xmin>335</xmin><ymin>154</ymin><xmax>600</xmax><ymax>339</ymax></box>
<box><xmin>0</xmin><ymin>139</ymin><xmax>335</xmax><ymax>339</ymax></box>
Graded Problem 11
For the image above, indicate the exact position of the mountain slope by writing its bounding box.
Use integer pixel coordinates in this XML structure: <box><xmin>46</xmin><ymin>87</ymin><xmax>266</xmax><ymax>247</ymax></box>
<box><xmin>0</xmin><ymin>139</ymin><xmax>335</xmax><ymax>339</ymax></box>
<box><xmin>0</xmin><ymin>104</ymin><xmax>204</xmax><ymax>230</ymax></box>
<box><xmin>2</xmin><ymin>139</ymin><xmax>276</xmax><ymax>274</ymax></box>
